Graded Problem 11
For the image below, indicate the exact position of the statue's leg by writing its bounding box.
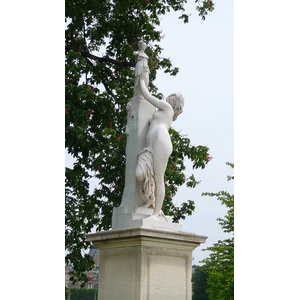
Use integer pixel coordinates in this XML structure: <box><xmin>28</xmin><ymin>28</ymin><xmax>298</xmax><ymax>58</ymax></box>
<box><xmin>152</xmin><ymin>174</ymin><xmax>165</xmax><ymax>215</ymax></box>
<box><xmin>152</xmin><ymin>139</ymin><xmax>172</xmax><ymax>216</ymax></box>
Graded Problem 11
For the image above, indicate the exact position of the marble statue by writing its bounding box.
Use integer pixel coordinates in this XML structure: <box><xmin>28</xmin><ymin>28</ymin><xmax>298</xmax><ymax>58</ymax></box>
<box><xmin>112</xmin><ymin>39</ymin><xmax>184</xmax><ymax>229</ymax></box>
<box><xmin>136</xmin><ymin>71</ymin><xmax>184</xmax><ymax>219</ymax></box>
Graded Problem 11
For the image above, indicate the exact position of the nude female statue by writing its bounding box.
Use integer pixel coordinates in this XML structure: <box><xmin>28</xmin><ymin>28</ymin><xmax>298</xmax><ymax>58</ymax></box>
<box><xmin>136</xmin><ymin>72</ymin><xmax>184</xmax><ymax>219</ymax></box>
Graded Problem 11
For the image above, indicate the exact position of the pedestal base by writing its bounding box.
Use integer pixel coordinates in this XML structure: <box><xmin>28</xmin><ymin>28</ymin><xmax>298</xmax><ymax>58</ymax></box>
<box><xmin>87</xmin><ymin>227</ymin><xmax>207</xmax><ymax>300</ymax></box>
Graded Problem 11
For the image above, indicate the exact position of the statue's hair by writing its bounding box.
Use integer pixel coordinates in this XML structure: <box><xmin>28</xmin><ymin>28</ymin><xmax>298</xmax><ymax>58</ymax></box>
<box><xmin>167</xmin><ymin>92</ymin><xmax>184</xmax><ymax>121</ymax></box>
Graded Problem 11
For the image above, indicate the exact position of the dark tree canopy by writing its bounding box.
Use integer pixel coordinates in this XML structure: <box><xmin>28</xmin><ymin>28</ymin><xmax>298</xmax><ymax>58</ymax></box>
<box><xmin>192</xmin><ymin>264</ymin><xmax>209</xmax><ymax>300</ymax></box>
<box><xmin>65</xmin><ymin>0</ymin><xmax>214</xmax><ymax>286</ymax></box>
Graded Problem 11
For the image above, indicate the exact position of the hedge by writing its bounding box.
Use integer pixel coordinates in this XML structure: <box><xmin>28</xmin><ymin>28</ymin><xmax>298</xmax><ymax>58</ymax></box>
<box><xmin>68</xmin><ymin>288</ymin><xmax>98</xmax><ymax>300</ymax></box>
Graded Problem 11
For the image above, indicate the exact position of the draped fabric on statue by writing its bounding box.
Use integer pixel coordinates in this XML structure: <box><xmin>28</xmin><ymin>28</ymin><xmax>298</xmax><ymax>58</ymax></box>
<box><xmin>137</xmin><ymin>146</ymin><xmax>155</xmax><ymax>205</ymax></box>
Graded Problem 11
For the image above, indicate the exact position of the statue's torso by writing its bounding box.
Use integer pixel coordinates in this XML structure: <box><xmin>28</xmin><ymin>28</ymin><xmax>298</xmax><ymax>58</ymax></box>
<box><xmin>146</xmin><ymin>112</ymin><xmax>172</xmax><ymax>155</ymax></box>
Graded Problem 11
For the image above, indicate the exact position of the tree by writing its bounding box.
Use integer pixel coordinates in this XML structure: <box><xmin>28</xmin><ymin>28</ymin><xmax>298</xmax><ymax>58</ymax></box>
<box><xmin>65</xmin><ymin>0</ymin><xmax>215</xmax><ymax>286</ymax></box>
<box><xmin>201</xmin><ymin>162</ymin><xmax>234</xmax><ymax>300</ymax></box>
<box><xmin>192</xmin><ymin>264</ymin><xmax>209</xmax><ymax>300</ymax></box>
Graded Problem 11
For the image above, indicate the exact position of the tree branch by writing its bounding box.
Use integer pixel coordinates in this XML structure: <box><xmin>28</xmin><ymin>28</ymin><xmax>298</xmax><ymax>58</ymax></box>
<box><xmin>101</xmin><ymin>78</ymin><xmax>113</xmax><ymax>96</ymax></box>
<box><xmin>66</xmin><ymin>46</ymin><xmax>135</xmax><ymax>68</ymax></box>
<box><xmin>85</xmin><ymin>57</ymin><xmax>114</xmax><ymax>95</ymax></box>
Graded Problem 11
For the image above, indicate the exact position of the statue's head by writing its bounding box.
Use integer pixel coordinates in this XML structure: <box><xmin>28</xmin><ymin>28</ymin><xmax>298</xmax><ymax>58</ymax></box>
<box><xmin>138</xmin><ymin>40</ymin><xmax>147</xmax><ymax>51</ymax></box>
<box><xmin>166</xmin><ymin>92</ymin><xmax>185</xmax><ymax>121</ymax></box>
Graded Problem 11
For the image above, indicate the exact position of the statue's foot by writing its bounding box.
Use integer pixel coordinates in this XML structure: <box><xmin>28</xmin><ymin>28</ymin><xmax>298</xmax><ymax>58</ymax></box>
<box><xmin>158</xmin><ymin>210</ymin><xmax>170</xmax><ymax>222</ymax></box>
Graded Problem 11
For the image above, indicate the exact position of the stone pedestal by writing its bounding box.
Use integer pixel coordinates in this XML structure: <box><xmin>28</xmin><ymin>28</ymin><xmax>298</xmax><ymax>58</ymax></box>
<box><xmin>87</xmin><ymin>227</ymin><xmax>207</xmax><ymax>300</ymax></box>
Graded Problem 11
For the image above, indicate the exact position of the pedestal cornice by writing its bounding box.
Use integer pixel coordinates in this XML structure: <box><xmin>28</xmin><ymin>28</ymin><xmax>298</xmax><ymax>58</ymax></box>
<box><xmin>87</xmin><ymin>227</ymin><xmax>208</xmax><ymax>251</ymax></box>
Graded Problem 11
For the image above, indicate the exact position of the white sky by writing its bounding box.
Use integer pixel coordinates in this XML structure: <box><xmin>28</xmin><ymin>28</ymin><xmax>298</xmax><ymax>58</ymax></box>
<box><xmin>2</xmin><ymin>0</ymin><xmax>300</xmax><ymax>298</ymax></box>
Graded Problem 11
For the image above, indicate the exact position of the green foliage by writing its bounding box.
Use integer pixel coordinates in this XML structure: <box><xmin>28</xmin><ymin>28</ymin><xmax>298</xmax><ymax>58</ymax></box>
<box><xmin>65</xmin><ymin>0</ymin><xmax>214</xmax><ymax>287</ymax></box>
<box><xmin>196</xmin><ymin>0</ymin><xmax>215</xmax><ymax>20</ymax></box>
<box><xmin>201</xmin><ymin>162</ymin><xmax>234</xmax><ymax>300</ymax></box>
<box><xmin>192</xmin><ymin>264</ymin><xmax>209</xmax><ymax>300</ymax></box>
<box><xmin>69</xmin><ymin>288</ymin><xmax>97</xmax><ymax>300</ymax></box>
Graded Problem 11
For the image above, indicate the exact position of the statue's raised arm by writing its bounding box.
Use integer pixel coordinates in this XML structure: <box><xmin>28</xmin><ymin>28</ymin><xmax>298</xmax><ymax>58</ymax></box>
<box><xmin>139</xmin><ymin>75</ymin><xmax>174</xmax><ymax>121</ymax></box>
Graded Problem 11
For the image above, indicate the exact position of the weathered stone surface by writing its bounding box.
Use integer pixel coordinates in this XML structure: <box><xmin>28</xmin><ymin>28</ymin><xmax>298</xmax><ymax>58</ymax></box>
<box><xmin>87</xmin><ymin>227</ymin><xmax>207</xmax><ymax>300</ymax></box>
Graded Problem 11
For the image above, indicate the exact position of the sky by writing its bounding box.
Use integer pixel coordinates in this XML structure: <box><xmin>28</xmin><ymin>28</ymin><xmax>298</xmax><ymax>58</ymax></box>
<box><xmin>2</xmin><ymin>0</ymin><xmax>300</xmax><ymax>299</ymax></box>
